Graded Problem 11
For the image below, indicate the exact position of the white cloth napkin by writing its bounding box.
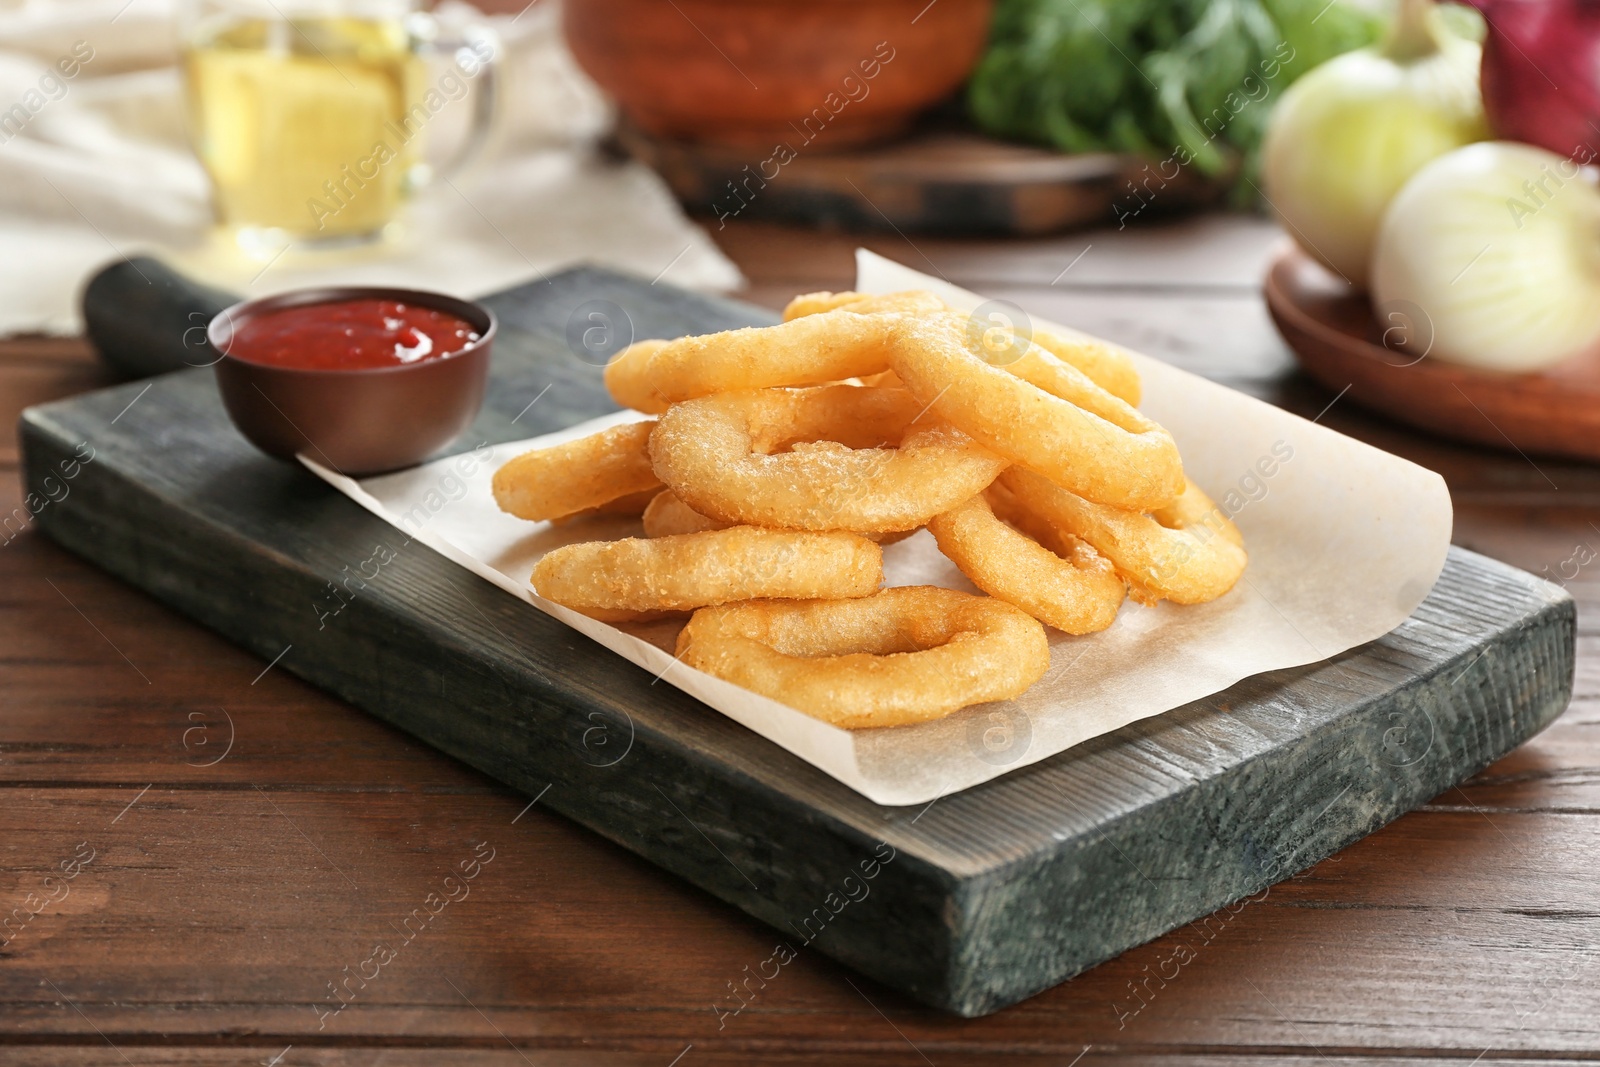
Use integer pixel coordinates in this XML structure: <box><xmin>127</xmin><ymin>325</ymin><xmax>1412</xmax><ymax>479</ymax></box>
<box><xmin>0</xmin><ymin>0</ymin><xmax>742</xmax><ymax>335</ymax></box>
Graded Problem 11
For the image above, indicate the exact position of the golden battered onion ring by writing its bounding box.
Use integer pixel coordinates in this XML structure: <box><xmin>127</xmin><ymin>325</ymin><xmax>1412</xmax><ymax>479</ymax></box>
<box><xmin>788</xmin><ymin>290</ymin><xmax>1141</xmax><ymax>405</ymax></box>
<box><xmin>983</xmin><ymin>480</ymin><xmax>1075</xmax><ymax>559</ymax></box>
<box><xmin>601</xmin><ymin>339</ymin><xmax>671</xmax><ymax>414</ymax></box>
<box><xmin>641</xmin><ymin>489</ymin><xmax>915</xmax><ymax>544</ymax></box>
<box><xmin>493</xmin><ymin>421</ymin><xmax>661</xmax><ymax>522</ymax></box>
<box><xmin>676</xmin><ymin>586</ymin><xmax>1049</xmax><ymax>729</ymax></box>
<box><xmin>972</xmin><ymin>314</ymin><xmax>1143</xmax><ymax>407</ymax></box>
<box><xmin>649</xmin><ymin>385</ymin><xmax>1006</xmax><ymax>533</ymax></box>
<box><xmin>927</xmin><ymin>492</ymin><xmax>1125</xmax><ymax>634</ymax></box>
<box><xmin>531</xmin><ymin>527</ymin><xmax>882</xmax><ymax>621</ymax></box>
<box><xmin>1023</xmin><ymin>330</ymin><xmax>1142</xmax><ymax>407</ymax></box>
<box><xmin>781</xmin><ymin>289</ymin><xmax>946</xmax><ymax>321</ymax></box>
<box><xmin>1000</xmin><ymin>469</ymin><xmax>1246</xmax><ymax>605</ymax></box>
<box><xmin>604</xmin><ymin>310</ymin><xmax>901</xmax><ymax>411</ymax></box>
<box><xmin>1151</xmin><ymin>478</ymin><xmax>1245</xmax><ymax>548</ymax></box>
<box><xmin>641</xmin><ymin>489</ymin><xmax>728</xmax><ymax>537</ymax></box>
<box><xmin>890</xmin><ymin>315</ymin><xmax>1183</xmax><ymax>510</ymax></box>
<box><xmin>550</xmin><ymin>487</ymin><xmax>658</xmax><ymax>526</ymax></box>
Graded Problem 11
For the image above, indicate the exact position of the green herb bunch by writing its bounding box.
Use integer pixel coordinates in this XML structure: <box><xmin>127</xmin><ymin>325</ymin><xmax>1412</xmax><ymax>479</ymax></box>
<box><xmin>968</xmin><ymin>0</ymin><xmax>1383</xmax><ymax>194</ymax></box>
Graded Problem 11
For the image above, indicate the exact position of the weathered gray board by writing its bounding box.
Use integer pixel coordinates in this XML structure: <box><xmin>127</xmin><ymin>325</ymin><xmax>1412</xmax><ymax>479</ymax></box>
<box><xmin>20</xmin><ymin>267</ymin><xmax>1575</xmax><ymax>1016</ymax></box>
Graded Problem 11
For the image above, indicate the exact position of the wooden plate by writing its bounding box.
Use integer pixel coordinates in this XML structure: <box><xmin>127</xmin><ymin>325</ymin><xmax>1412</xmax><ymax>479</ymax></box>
<box><xmin>1264</xmin><ymin>245</ymin><xmax>1600</xmax><ymax>463</ymax></box>
<box><xmin>612</xmin><ymin>122</ymin><xmax>1229</xmax><ymax>235</ymax></box>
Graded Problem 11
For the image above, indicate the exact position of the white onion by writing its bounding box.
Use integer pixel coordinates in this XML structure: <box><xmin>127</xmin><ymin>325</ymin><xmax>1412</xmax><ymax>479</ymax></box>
<box><xmin>1371</xmin><ymin>141</ymin><xmax>1600</xmax><ymax>372</ymax></box>
<box><xmin>1260</xmin><ymin>0</ymin><xmax>1484</xmax><ymax>289</ymax></box>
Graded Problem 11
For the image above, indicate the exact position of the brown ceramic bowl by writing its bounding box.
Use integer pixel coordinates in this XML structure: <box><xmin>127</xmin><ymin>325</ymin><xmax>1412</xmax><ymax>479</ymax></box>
<box><xmin>209</xmin><ymin>287</ymin><xmax>494</xmax><ymax>476</ymax></box>
<box><xmin>563</xmin><ymin>0</ymin><xmax>995</xmax><ymax>150</ymax></box>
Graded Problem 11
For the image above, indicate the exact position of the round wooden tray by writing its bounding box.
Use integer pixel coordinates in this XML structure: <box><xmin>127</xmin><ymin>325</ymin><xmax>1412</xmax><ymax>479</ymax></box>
<box><xmin>1264</xmin><ymin>245</ymin><xmax>1600</xmax><ymax>463</ymax></box>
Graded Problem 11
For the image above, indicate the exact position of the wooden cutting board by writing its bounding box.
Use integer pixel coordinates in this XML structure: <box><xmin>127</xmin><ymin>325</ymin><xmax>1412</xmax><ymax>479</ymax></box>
<box><xmin>612</xmin><ymin>124</ymin><xmax>1230</xmax><ymax>235</ymax></box>
<box><xmin>20</xmin><ymin>266</ymin><xmax>1574</xmax><ymax>1016</ymax></box>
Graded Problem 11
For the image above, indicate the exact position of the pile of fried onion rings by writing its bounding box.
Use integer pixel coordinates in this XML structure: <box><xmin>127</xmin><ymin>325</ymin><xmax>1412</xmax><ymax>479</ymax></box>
<box><xmin>494</xmin><ymin>289</ymin><xmax>1247</xmax><ymax>730</ymax></box>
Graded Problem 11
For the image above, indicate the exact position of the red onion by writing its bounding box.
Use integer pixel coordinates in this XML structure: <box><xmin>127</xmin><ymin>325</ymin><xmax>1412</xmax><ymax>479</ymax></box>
<box><xmin>1464</xmin><ymin>0</ymin><xmax>1600</xmax><ymax>159</ymax></box>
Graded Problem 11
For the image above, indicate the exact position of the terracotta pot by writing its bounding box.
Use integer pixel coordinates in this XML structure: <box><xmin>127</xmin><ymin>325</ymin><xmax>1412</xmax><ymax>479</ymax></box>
<box><xmin>563</xmin><ymin>0</ymin><xmax>996</xmax><ymax>150</ymax></box>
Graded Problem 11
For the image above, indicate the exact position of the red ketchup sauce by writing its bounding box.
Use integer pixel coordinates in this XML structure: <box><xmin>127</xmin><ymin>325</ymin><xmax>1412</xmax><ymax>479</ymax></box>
<box><xmin>227</xmin><ymin>299</ymin><xmax>481</xmax><ymax>371</ymax></box>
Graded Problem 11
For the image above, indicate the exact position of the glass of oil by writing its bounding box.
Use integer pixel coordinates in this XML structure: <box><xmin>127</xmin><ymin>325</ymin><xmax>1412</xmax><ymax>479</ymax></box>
<box><xmin>180</xmin><ymin>0</ymin><xmax>498</xmax><ymax>247</ymax></box>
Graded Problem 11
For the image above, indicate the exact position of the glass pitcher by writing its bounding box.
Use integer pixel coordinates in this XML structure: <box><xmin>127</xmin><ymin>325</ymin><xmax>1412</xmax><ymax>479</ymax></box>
<box><xmin>179</xmin><ymin>0</ymin><xmax>500</xmax><ymax>246</ymax></box>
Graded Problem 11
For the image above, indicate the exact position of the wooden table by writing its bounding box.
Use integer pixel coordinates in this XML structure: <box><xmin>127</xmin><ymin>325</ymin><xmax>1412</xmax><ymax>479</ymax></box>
<box><xmin>3</xmin><ymin>214</ymin><xmax>1595</xmax><ymax>1066</ymax></box>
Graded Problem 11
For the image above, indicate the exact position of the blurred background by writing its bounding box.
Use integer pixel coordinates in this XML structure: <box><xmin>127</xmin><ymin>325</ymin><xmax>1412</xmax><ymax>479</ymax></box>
<box><xmin>6</xmin><ymin>0</ymin><xmax>1600</xmax><ymax>424</ymax></box>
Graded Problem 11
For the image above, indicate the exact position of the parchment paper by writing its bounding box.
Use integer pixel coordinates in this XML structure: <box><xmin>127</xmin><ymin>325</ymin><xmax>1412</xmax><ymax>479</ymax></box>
<box><xmin>303</xmin><ymin>250</ymin><xmax>1453</xmax><ymax>806</ymax></box>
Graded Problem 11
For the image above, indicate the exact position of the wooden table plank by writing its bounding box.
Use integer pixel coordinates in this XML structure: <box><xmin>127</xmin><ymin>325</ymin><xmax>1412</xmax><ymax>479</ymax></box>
<box><xmin>712</xmin><ymin>216</ymin><xmax>1284</xmax><ymax>293</ymax></box>
<box><xmin>0</xmin><ymin>359</ymin><xmax>113</xmax><ymax>471</ymax></box>
<box><xmin>1</xmin><ymin>213</ymin><xmax>1594</xmax><ymax>1062</ymax></box>
<box><xmin>0</xmin><ymin>1056</ymin><xmax>1591</xmax><ymax>1067</ymax></box>
<box><xmin>4</xmin><ymin>786</ymin><xmax>1600</xmax><ymax>1054</ymax></box>
<box><xmin>0</xmin><ymin>488</ymin><xmax>500</xmax><ymax>791</ymax></box>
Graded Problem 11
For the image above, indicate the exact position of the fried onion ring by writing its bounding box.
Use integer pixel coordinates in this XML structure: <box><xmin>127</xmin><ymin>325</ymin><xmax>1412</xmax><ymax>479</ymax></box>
<box><xmin>641</xmin><ymin>489</ymin><xmax>915</xmax><ymax>544</ymax></box>
<box><xmin>641</xmin><ymin>489</ymin><xmax>728</xmax><ymax>537</ymax></box>
<box><xmin>550</xmin><ymin>487</ymin><xmax>658</xmax><ymax>526</ymax></box>
<box><xmin>675</xmin><ymin>586</ymin><xmax>1049</xmax><ymax>728</ymax></box>
<box><xmin>983</xmin><ymin>479</ymin><xmax>1076</xmax><ymax>558</ymax></box>
<box><xmin>493</xmin><ymin>421</ymin><xmax>661</xmax><ymax>522</ymax></box>
<box><xmin>531</xmin><ymin>527</ymin><xmax>882</xmax><ymax>621</ymax></box>
<box><xmin>1000</xmin><ymin>468</ymin><xmax>1246</xmax><ymax>605</ymax></box>
<box><xmin>604</xmin><ymin>310</ymin><xmax>901</xmax><ymax>411</ymax></box>
<box><xmin>601</xmin><ymin>339</ymin><xmax>671</xmax><ymax>414</ymax></box>
<box><xmin>1023</xmin><ymin>330</ymin><xmax>1142</xmax><ymax>407</ymax></box>
<box><xmin>787</xmin><ymin>290</ymin><xmax>1141</xmax><ymax>405</ymax></box>
<box><xmin>649</xmin><ymin>385</ymin><xmax>1006</xmax><ymax>532</ymax></box>
<box><xmin>890</xmin><ymin>315</ymin><xmax>1183</xmax><ymax>510</ymax></box>
<box><xmin>858</xmin><ymin>369</ymin><xmax>905</xmax><ymax>389</ymax></box>
<box><xmin>927</xmin><ymin>492</ymin><xmax>1125</xmax><ymax>634</ymax></box>
<box><xmin>1151</xmin><ymin>478</ymin><xmax>1246</xmax><ymax>548</ymax></box>
<box><xmin>781</xmin><ymin>289</ymin><xmax>946</xmax><ymax>321</ymax></box>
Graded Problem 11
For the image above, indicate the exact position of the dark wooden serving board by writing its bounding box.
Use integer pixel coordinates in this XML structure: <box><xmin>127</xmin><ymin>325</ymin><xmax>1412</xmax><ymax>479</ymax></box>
<box><xmin>20</xmin><ymin>266</ymin><xmax>1575</xmax><ymax>1017</ymax></box>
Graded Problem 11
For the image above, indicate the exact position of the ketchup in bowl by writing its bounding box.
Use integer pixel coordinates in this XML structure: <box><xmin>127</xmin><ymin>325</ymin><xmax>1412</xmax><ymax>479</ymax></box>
<box><xmin>209</xmin><ymin>287</ymin><xmax>496</xmax><ymax>476</ymax></box>
<box><xmin>227</xmin><ymin>299</ymin><xmax>482</xmax><ymax>371</ymax></box>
